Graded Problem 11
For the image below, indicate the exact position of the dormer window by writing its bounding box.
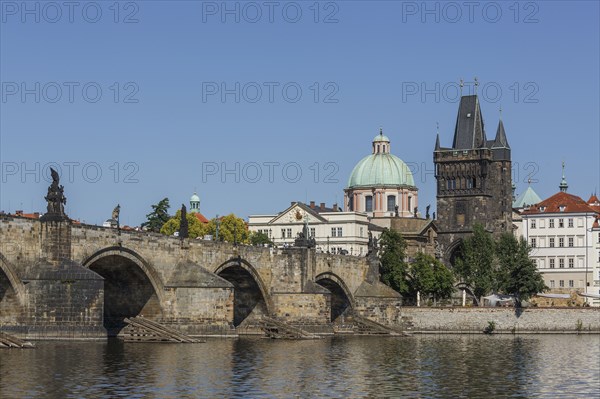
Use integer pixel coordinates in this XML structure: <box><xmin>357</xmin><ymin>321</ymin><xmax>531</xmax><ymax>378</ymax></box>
<box><xmin>559</xmin><ymin>205</ymin><xmax>566</xmax><ymax>212</ymax></box>
<box><xmin>539</xmin><ymin>206</ymin><xmax>546</xmax><ymax>212</ymax></box>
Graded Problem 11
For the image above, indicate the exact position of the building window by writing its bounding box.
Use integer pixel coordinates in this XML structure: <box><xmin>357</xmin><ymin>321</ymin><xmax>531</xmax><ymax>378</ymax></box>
<box><xmin>447</xmin><ymin>179</ymin><xmax>456</xmax><ymax>190</ymax></box>
<box><xmin>549</xmin><ymin>238</ymin><xmax>555</xmax><ymax>248</ymax></box>
<box><xmin>286</xmin><ymin>228</ymin><xmax>292</xmax><ymax>238</ymax></box>
<box><xmin>550</xmin><ymin>280</ymin><xmax>555</xmax><ymax>288</ymax></box>
<box><xmin>331</xmin><ymin>227</ymin><xmax>337</xmax><ymax>237</ymax></box>
<box><xmin>559</xmin><ymin>237</ymin><xmax>564</xmax><ymax>247</ymax></box>
<box><xmin>408</xmin><ymin>196</ymin><xmax>412</xmax><ymax>212</ymax></box>
<box><xmin>310</xmin><ymin>228</ymin><xmax>315</xmax><ymax>238</ymax></box>
<box><xmin>559</xmin><ymin>219</ymin><xmax>564</xmax><ymax>228</ymax></box>
<box><xmin>531</xmin><ymin>220</ymin><xmax>536</xmax><ymax>229</ymax></box>
<box><xmin>549</xmin><ymin>258</ymin><xmax>555</xmax><ymax>268</ymax></box>
<box><xmin>568</xmin><ymin>258</ymin><xmax>574</xmax><ymax>268</ymax></box>
<box><xmin>568</xmin><ymin>237</ymin><xmax>574</xmax><ymax>247</ymax></box>
<box><xmin>539</xmin><ymin>259</ymin><xmax>545</xmax><ymax>269</ymax></box>
<box><xmin>568</xmin><ymin>280</ymin><xmax>574</xmax><ymax>288</ymax></box>
<box><xmin>387</xmin><ymin>195</ymin><xmax>396</xmax><ymax>212</ymax></box>
<box><xmin>531</xmin><ymin>238</ymin><xmax>537</xmax><ymax>248</ymax></box>
<box><xmin>568</xmin><ymin>218</ymin><xmax>574</xmax><ymax>228</ymax></box>
<box><xmin>365</xmin><ymin>196</ymin><xmax>373</xmax><ymax>212</ymax></box>
<box><xmin>337</xmin><ymin>227</ymin><xmax>343</xmax><ymax>237</ymax></box>
<box><xmin>281</xmin><ymin>229</ymin><xmax>285</xmax><ymax>238</ymax></box>
<box><xmin>559</xmin><ymin>280</ymin><xmax>564</xmax><ymax>288</ymax></box>
<box><xmin>559</xmin><ymin>258</ymin><xmax>565</xmax><ymax>268</ymax></box>
<box><xmin>549</xmin><ymin>219</ymin><xmax>555</xmax><ymax>228</ymax></box>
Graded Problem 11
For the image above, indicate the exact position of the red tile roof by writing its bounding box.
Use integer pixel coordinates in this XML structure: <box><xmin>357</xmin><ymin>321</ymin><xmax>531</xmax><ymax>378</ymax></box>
<box><xmin>15</xmin><ymin>211</ymin><xmax>41</xmax><ymax>219</ymax></box>
<box><xmin>194</xmin><ymin>212</ymin><xmax>210</xmax><ymax>223</ymax></box>
<box><xmin>588</xmin><ymin>195</ymin><xmax>600</xmax><ymax>206</ymax></box>
<box><xmin>521</xmin><ymin>191</ymin><xmax>600</xmax><ymax>215</ymax></box>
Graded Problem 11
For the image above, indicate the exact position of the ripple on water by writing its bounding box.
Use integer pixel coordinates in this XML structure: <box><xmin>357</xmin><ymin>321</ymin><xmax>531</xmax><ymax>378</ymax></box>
<box><xmin>1</xmin><ymin>335</ymin><xmax>598</xmax><ymax>398</ymax></box>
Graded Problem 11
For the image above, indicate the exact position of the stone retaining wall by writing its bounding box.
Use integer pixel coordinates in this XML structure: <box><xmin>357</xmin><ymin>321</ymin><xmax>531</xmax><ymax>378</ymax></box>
<box><xmin>400</xmin><ymin>307</ymin><xmax>600</xmax><ymax>333</ymax></box>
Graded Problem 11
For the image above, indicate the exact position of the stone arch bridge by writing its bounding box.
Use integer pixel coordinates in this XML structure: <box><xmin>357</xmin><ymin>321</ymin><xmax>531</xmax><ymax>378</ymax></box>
<box><xmin>0</xmin><ymin>215</ymin><xmax>400</xmax><ymax>338</ymax></box>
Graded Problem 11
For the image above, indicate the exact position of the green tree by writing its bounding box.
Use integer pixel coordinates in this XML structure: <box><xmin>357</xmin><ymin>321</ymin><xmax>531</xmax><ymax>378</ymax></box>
<box><xmin>249</xmin><ymin>231</ymin><xmax>273</xmax><ymax>246</ymax></box>
<box><xmin>208</xmin><ymin>214</ymin><xmax>249</xmax><ymax>243</ymax></box>
<box><xmin>496</xmin><ymin>233</ymin><xmax>547</xmax><ymax>307</ymax></box>
<box><xmin>160</xmin><ymin>210</ymin><xmax>210</xmax><ymax>239</ymax></box>
<box><xmin>453</xmin><ymin>223</ymin><xmax>496</xmax><ymax>302</ymax></box>
<box><xmin>141</xmin><ymin>198</ymin><xmax>170</xmax><ymax>232</ymax></box>
<box><xmin>407</xmin><ymin>252</ymin><xmax>435</xmax><ymax>299</ymax></box>
<box><xmin>408</xmin><ymin>253</ymin><xmax>455</xmax><ymax>303</ymax></box>
<box><xmin>378</xmin><ymin>228</ymin><xmax>409</xmax><ymax>294</ymax></box>
<box><xmin>431</xmin><ymin>255</ymin><xmax>456</xmax><ymax>300</ymax></box>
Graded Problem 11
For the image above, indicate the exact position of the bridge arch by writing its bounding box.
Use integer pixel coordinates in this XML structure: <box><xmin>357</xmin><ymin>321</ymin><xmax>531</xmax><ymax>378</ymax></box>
<box><xmin>0</xmin><ymin>252</ymin><xmax>26</xmax><ymax>306</ymax></box>
<box><xmin>82</xmin><ymin>247</ymin><xmax>165</xmax><ymax>335</ymax></box>
<box><xmin>215</xmin><ymin>258</ymin><xmax>272</xmax><ymax>326</ymax></box>
<box><xmin>315</xmin><ymin>272</ymin><xmax>355</xmax><ymax>322</ymax></box>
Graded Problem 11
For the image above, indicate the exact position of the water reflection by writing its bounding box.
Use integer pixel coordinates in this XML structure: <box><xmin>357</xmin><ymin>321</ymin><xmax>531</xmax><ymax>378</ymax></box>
<box><xmin>1</xmin><ymin>335</ymin><xmax>598</xmax><ymax>398</ymax></box>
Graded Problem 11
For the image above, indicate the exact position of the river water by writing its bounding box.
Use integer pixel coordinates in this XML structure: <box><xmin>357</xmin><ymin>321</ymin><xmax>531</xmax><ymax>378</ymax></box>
<box><xmin>1</xmin><ymin>335</ymin><xmax>599</xmax><ymax>398</ymax></box>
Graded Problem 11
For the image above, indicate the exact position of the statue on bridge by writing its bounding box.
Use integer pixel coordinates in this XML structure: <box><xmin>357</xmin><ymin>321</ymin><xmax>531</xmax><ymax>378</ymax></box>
<box><xmin>41</xmin><ymin>168</ymin><xmax>68</xmax><ymax>221</ymax></box>
<box><xmin>425</xmin><ymin>205</ymin><xmax>430</xmax><ymax>219</ymax></box>
<box><xmin>112</xmin><ymin>204</ymin><xmax>120</xmax><ymax>222</ymax></box>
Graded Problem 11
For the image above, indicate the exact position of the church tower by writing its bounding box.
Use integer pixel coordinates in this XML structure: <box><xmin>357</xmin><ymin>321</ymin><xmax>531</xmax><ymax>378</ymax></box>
<box><xmin>190</xmin><ymin>192</ymin><xmax>200</xmax><ymax>213</ymax></box>
<box><xmin>434</xmin><ymin>94</ymin><xmax>513</xmax><ymax>264</ymax></box>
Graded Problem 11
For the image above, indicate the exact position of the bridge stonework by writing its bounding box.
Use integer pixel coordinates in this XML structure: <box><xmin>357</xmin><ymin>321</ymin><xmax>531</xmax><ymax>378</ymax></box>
<box><xmin>0</xmin><ymin>215</ymin><xmax>401</xmax><ymax>338</ymax></box>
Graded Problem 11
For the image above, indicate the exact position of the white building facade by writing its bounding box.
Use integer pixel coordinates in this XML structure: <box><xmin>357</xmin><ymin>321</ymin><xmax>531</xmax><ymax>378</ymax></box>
<box><xmin>520</xmin><ymin>190</ymin><xmax>600</xmax><ymax>306</ymax></box>
<box><xmin>248</xmin><ymin>201</ymin><xmax>373</xmax><ymax>256</ymax></box>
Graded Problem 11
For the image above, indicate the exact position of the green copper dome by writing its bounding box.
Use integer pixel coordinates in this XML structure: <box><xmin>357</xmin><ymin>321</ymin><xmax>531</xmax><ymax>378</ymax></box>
<box><xmin>513</xmin><ymin>186</ymin><xmax>542</xmax><ymax>208</ymax></box>
<box><xmin>373</xmin><ymin>133</ymin><xmax>390</xmax><ymax>142</ymax></box>
<box><xmin>347</xmin><ymin>153</ymin><xmax>415</xmax><ymax>188</ymax></box>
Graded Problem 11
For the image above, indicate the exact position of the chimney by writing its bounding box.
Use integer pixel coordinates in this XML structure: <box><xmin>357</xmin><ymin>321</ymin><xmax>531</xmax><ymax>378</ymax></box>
<box><xmin>333</xmin><ymin>203</ymin><xmax>338</xmax><ymax>211</ymax></box>
<box><xmin>310</xmin><ymin>201</ymin><xmax>315</xmax><ymax>209</ymax></box>
<box><xmin>320</xmin><ymin>203</ymin><xmax>325</xmax><ymax>211</ymax></box>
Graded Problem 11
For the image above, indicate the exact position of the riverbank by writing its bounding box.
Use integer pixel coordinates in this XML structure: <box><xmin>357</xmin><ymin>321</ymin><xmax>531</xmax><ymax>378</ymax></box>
<box><xmin>400</xmin><ymin>307</ymin><xmax>600</xmax><ymax>334</ymax></box>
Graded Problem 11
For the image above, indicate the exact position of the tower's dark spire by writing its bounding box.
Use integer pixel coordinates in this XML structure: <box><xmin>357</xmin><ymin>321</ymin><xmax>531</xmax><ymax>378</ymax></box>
<box><xmin>452</xmin><ymin>95</ymin><xmax>486</xmax><ymax>149</ymax></box>
<box><xmin>434</xmin><ymin>122</ymin><xmax>441</xmax><ymax>151</ymax></box>
<box><xmin>559</xmin><ymin>161</ymin><xmax>568</xmax><ymax>192</ymax></box>
<box><xmin>492</xmin><ymin>119</ymin><xmax>509</xmax><ymax>148</ymax></box>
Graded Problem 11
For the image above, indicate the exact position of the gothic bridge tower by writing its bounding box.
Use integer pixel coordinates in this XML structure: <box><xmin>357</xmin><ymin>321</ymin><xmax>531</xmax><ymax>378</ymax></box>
<box><xmin>434</xmin><ymin>94</ymin><xmax>513</xmax><ymax>264</ymax></box>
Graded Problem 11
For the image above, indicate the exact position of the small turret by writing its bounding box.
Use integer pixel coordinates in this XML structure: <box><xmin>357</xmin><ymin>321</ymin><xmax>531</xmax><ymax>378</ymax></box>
<box><xmin>559</xmin><ymin>162</ymin><xmax>568</xmax><ymax>193</ymax></box>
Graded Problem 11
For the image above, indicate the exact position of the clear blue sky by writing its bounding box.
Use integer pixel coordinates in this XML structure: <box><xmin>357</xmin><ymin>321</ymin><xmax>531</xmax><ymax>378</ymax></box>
<box><xmin>1</xmin><ymin>0</ymin><xmax>599</xmax><ymax>226</ymax></box>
